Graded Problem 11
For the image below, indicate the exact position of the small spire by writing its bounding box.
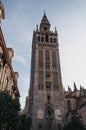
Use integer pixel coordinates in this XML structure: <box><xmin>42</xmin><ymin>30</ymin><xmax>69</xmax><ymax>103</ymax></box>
<box><xmin>80</xmin><ymin>85</ymin><xmax>82</xmax><ymax>90</ymax></box>
<box><xmin>68</xmin><ymin>86</ymin><xmax>72</xmax><ymax>93</ymax></box>
<box><xmin>40</xmin><ymin>12</ymin><xmax>50</xmax><ymax>25</ymax></box>
<box><xmin>74</xmin><ymin>82</ymin><xmax>78</xmax><ymax>91</ymax></box>
<box><xmin>40</xmin><ymin>12</ymin><xmax>51</xmax><ymax>31</ymax></box>
<box><xmin>44</xmin><ymin>10</ymin><xmax>46</xmax><ymax>16</ymax></box>
<box><xmin>80</xmin><ymin>85</ymin><xmax>84</xmax><ymax>91</ymax></box>
<box><xmin>36</xmin><ymin>24</ymin><xmax>38</xmax><ymax>31</ymax></box>
<box><xmin>0</xmin><ymin>1</ymin><xmax>5</xmax><ymax>23</ymax></box>
<box><xmin>68</xmin><ymin>86</ymin><xmax>72</xmax><ymax>94</ymax></box>
<box><xmin>55</xmin><ymin>27</ymin><xmax>57</xmax><ymax>33</ymax></box>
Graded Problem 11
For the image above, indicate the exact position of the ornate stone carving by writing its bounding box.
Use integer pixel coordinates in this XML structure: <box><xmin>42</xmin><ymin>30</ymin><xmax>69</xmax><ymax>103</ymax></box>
<box><xmin>38</xmin><ymin>109</ymin><xmax>44</xmax><ymax>119</ymax></box>
<box><xmin>55</xmin><ymin>109</ymin><xmax>62</xmax><ymax>120</ymax></box>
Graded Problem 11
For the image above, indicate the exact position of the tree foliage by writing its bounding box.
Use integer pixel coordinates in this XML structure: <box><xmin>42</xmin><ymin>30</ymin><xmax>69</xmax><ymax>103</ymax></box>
<box><xmin>19</xmin><ymin>114</ymin><xmax>32</xmax><ymax>130</ymax></box>
<box><xmin>0</xmin><ymin>91</ymin><xmax>21</xmax><ymax>130</ymax></box>
<box><xmin>63</xmin><ymin>115</ymin><xmax>86</xmax><ymax>130</ymax></box>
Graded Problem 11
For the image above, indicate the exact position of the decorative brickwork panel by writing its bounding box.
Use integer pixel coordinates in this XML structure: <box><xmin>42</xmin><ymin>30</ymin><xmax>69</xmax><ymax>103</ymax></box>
<box><xmin>52</xmin><ymin>51</ymin><xmax>57</xmax><ymax>68</ymax></box>
<box><xmin>45</xmin><ymin>51</ymin><xmax>51</xmax><ymax>70</ymax></box>
<box><xmin>38</xmin><ymin>71</ymin><xmax>43</xmax><ymax>90</ymax></box>
<box><xmin>53</xmin><ymin>72</ymin><xmax>58</xmax><ymax>90</ymax></box>
<box><xmin>39</xmin><ymin>50</ymin><xmax>43</xmax><ymax>69</ymax></box>
<box><xmin>45</xmin><ymin>51</ymin><xmax>50</xmax><ymax>61</ymax></box>
<box><xmin>45</xmin><ymin>62</ymin><xmax>50</xmax><ymax>69</ymax></box>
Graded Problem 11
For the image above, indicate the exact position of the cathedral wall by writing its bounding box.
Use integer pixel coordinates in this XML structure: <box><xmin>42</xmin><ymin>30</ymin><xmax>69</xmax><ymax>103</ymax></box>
<box><xmin>65</xmin><ymin>98</ymin><xmax>77</xmax><ymax>113</ymax></box>
<box><xmin>80</xmin><ymin>105</ymin><xmax>86</xmax><ymax>126</ymax></box>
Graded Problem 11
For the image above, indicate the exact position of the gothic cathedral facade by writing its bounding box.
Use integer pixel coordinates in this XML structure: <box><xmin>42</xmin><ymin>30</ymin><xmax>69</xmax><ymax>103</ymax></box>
<box><xmin>28</xmin><ymin>13</ymin><xmax>65</xmax><ymax>130</ymax></box>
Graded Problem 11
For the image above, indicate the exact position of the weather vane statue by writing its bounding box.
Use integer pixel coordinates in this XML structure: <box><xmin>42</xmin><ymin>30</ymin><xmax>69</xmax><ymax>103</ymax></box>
<box><xmin>0</xmin><ymin>1</ymin><xmax>5</xmax><ymax>24</ymax></box>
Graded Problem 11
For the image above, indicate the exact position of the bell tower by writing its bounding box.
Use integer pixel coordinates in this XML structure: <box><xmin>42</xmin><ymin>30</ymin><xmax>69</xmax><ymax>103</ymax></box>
<box><xmin>29</xmin><ymin>13</ymin><xmax>65</xmax><ymax>130</ymax></box>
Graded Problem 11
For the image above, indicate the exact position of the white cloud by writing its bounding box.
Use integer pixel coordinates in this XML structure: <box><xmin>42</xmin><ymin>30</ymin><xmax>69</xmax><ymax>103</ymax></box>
<box><xmin>14</xmin><ymin>53</ymin><xmax>28</xmax><ymax>68</ymax></box>
<box><xmin>18</xmin><ymin>75</ymin><xmax>30</xmax><ymax>109</ymax></box>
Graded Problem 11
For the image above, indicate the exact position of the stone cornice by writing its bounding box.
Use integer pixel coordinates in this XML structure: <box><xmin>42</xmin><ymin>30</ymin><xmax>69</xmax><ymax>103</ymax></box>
<box><xmin>0</xmin><ymin>26</ymin><xmax>20</xmax><ymax>97</ymax></box>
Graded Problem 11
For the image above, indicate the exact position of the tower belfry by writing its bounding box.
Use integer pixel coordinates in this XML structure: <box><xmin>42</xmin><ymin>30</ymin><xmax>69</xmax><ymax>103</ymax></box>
<box><xmin>40</xmin><ymin>12</ymin><xmax>50</xmax><ymax>31</ymax></box>
<box><xmin>29</xmin><ymin>13</ymin><xmax>65</xmax><ymax>130</ymax></box>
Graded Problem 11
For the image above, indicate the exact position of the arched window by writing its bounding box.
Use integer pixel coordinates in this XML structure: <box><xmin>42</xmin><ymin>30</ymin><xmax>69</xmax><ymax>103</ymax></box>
<box><xmin>47</xmin><ymin>94</ymin><xmax>51</xmax><ymax>103</ymax></box>
<box><xmin>50</xmin><ymin>38</ymin><xmax>53</xmax><ymax>43</ymax></box>
<box><xmin>67</xmin><ymin>100</ymin><xmax>72</xmax><ymax>112</ymax></box>
<box><xmin>47</xmin><ymin>95</ymin><xmax>51</xmax><ymax>100</ymax></box>
<box><xmin>54</xmin><ymin>38</ymin><xmax>56</xmax><ymax>43</ymax></box>
<box><xmin>48</xmin><ymin>109</ymin><xmax>51</xmax><ymax>116</ymax></box>
<box><xmin>45</xmin><ymin>106</ymin><xmax>54</xmax><ymax>129</ymax></box>
<box><xmin>45</xmin><ymin>35</ymin><xmax>49</xmax><ymax>42</ymax></box>
<box><xmin>41</xmin><ymin>36</ymin><xmax>44</xmax><ymax>42</ymax></box>
<box><xmin>45</xmin><ymin>106</ymin><xmax>54</xmax><ymax>119</ymax></box>
<box><xmin>38</xmin><ymin>36</ymin><xmax>40</xmax><ymax>42</ymax></box>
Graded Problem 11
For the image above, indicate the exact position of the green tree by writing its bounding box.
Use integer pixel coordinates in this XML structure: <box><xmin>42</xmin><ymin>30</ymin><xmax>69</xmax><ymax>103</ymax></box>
<box><xmin>0</xmin><ymin>91</ymin><xmax>21</xmax><ymax>130</ymax></box>
<box><xmin>63</xmin><ymin>115</ymin><xmax>85</xmax><ymax>130</ymax></box>
<box><xmin>19</xmin><ymin>114</ymin><xmax>32</xmax><ymax>130</ymax></box>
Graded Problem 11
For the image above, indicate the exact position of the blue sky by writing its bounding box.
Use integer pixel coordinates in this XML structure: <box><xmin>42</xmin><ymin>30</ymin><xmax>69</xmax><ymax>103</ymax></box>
<box><xmin>1</xmin><ymin>0</ymin><xmax>86</xmax><ymax>109</ymax></box>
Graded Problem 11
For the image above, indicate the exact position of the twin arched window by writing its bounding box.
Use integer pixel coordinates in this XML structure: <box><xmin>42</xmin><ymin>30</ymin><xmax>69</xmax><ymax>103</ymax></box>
<box><xmin>37</xmin><ymin>35</ymin><xmax>57</xmax><ymax>43</ymax></box>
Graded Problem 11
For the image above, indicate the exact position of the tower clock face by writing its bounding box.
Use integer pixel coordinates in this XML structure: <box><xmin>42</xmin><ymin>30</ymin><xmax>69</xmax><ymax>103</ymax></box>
<box><xmin>43</xmin><ymin>26</ymin><xmax>47</xmax><ymax>31</ymax></box>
